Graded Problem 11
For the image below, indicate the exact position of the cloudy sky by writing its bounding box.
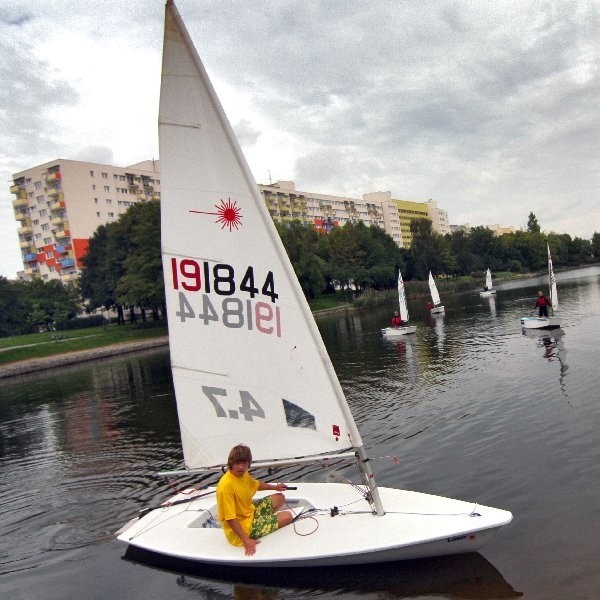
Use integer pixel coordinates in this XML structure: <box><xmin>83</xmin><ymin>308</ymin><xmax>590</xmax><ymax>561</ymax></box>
<box><xmin>1</xmin><ymin>0</ymin><xmax>599</xmax><ymax>278</ymax></box>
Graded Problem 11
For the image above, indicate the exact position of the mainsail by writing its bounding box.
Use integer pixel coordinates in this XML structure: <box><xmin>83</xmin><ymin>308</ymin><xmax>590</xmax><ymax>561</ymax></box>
<box><xmin>160</xmin><ymin>2</ymin><xmax>363</xmax><ymax>470</ymax></box>
<box><xmin>428</xmin><ymin>271</ymin><xmax>441</xmax><ymax>306</ymax></box>
<box><xmin>485</xmin><ymin>268</ymin><xmax>493</xmax><ymax>291</ymax></box>
<box><xmin>397</xmin><ymin>272</ymin><xmax>409</xmax><ymax>322</ymax></box>
<box><xmin>548</xmin><ymin>245</ymin><xmax>558</xmax><ymax>313</ymax></box>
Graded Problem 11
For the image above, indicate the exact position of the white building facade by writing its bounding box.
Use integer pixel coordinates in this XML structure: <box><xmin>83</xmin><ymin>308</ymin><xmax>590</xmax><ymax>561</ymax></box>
<box><xmin>10</xmin><ymin>159</ymin><xmax>160</xmax><ymax>282</ymax></box>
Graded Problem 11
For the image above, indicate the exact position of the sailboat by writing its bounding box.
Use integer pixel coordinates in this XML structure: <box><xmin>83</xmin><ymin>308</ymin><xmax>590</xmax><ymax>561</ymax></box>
<box><xmin>427</xmin><ymin>271</ymin><xmax>445</xmax><ymax>315</ymax></box>
<box><xmin>381</xmin><ymin>272</ymin><xmax>417</xmax><ymax>337</ymax></box>
<box><xmin>117</xmin><ymin>1</ymin><xmax>511</xmax><ymax>568</ymax></box>
<box><xmin>479</xmin><ymin>268</ymin><xmax>496</xmax><ymax>297</ymax></box>
<box><xmin>520</xmin><ymin>245</ymin><xmax>561</xmax><ymax>330</ymax></box>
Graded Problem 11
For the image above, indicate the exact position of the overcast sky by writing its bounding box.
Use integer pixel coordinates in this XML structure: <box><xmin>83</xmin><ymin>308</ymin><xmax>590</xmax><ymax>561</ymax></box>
<box><xmin>1</xmin><ymin>0</ymin><xmax>599</xmax><ymax>278</ymax></box>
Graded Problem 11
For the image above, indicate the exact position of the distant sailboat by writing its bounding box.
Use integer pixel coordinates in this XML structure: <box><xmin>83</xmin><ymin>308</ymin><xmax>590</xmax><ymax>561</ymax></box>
<box><xmin>520</xmin><ymin>245</ymin><xmax>561</xmax><ymax>330</ymax></box>
<box><xmin>427</xmin><ymin>271</ymin><xmax>445</xmax><ymax>314</ymax></box>
<box><xmin>117</xmin><ymin>0</ymin><xmax>511</xmax><ymax>569</ymax></box>
<box><xmin>480</xmin><ymin>269</ymin><xmax>496</xmax><ymax>297</ymax></box>
<box><xmin>382</xmin><ymin>272</ymin><xmax>417</xmax><ymax>336</ymax></box>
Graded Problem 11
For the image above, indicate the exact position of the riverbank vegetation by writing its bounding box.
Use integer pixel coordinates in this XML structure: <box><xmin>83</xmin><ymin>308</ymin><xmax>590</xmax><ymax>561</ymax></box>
<box><xmin>2</xmin><ymin>200</ymin><xmax>598</xmax><ymax>340</ymax></box>
<box><xmin>0</xmin><ymin>323</ymin><xmax>167</xmax><ymax>366</ymax></box>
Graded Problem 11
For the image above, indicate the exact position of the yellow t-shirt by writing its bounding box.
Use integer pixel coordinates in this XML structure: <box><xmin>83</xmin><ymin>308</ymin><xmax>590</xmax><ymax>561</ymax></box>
<box><xmin>216</xmin><ymin>470</ymin><xmax>260</xmax><ymax>546</ymax></box>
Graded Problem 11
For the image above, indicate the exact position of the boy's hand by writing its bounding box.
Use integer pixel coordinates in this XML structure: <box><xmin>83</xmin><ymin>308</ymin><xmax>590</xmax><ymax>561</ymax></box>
<box><xmin>243</xmin><ymin>538</ymin><xmax>260</xmax><ymax>556</ymax></box>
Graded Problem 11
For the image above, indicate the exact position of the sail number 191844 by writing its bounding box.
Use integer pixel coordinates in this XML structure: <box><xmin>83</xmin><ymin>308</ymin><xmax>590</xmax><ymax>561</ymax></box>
<box><xmin>170</xmin><ymin>258</ymin><xmax>281</xmax><ymax>336</ymax></box>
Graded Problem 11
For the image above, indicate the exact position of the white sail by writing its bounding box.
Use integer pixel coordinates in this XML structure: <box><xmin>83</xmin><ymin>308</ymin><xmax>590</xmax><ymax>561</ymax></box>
<box><xmin>428</xmin><ymin>271</ymin><xmax>441</xmax><ymax>306</ymax></box>
<box><xmin>548</xmin><ymin>245</ymin><xmax>558</xmax><ymax>312</ymax></box>
<box><xmin>160</xmin><ymin>2</ymin><xmax>362</xmax><ymax>470</ymax></box>
<box><xmin>397</xmin><ymin>272</ymin><xmax>409</xmax><ymax>322</ymax></box>
<box><xmin>485</xmin><ymin>268</ymin><xmax>493</xmax><ymax>290</ymax></box>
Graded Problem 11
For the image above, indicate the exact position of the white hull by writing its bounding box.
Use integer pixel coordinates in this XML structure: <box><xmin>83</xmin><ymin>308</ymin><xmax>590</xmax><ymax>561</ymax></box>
<box><xmin>382</xmin><ymin>325</ymin><xmax>417</xmax><ymax>337</ymax></box>
<box><xmin>430</xmin><ymin>305</ymin><xmax>445</xmax><ymax>314</ymax></box>
<box><xmin>520</xmin><ymin>316</ymin><xmax>561</xmax><ymax>330</ymax></box>
<box><xmin>480</xmin><ymin>290</ymin><xmax>496</xmax><ymax>297</ymax></box>
<box><xmin>117</xmin><ymin>483</ymin><xmax>511</xmax><ymax>567</ymax></box>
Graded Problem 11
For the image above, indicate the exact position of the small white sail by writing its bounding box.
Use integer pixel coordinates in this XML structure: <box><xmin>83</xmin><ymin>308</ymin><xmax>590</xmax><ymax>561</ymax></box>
<box><xmin>485</xmin><ymin>268</ymin><xmax>493</xmax><ymax>291</ymax></box>
<box><xmin>548</xmin><ymin>245</ymin><xmax>558</xmax><ymax>312</ymax></box>
<box><xmin>428</xmin><ymin>271</ymin><xmax>441</xmax><ymax>306</ymax></box>
<box><xmin>397</xmin><ymin>272</ymin><xmax>409</xmax><ymax>322</ymax></box>
<box><xmin>160</xmin><ymin>1</ymin><xmax>362</xmax><ymax>470</ymax></box>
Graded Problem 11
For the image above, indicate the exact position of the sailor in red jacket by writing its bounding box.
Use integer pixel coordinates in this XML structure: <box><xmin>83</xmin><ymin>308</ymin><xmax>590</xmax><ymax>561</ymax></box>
<box><xmin>535</xmin><ymin>291</ymin><xmax>552</xmax><ymax>317</ymax></box>
<box><xmin>391</xmin><ymin>311</ymin><xmax>403</xmax><ymax>327</ymax></box>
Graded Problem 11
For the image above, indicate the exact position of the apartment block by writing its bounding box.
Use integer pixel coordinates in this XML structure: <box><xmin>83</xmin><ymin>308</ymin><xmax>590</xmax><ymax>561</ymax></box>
<box><xmin>259</xmin><ymin>181</ymin><xmax>405</xmax><ymax>247</ymax></box>
<box><xmin>10</xmin><ymin>159</ymin><xmax>160</xmax><ymax>282</ymax></box>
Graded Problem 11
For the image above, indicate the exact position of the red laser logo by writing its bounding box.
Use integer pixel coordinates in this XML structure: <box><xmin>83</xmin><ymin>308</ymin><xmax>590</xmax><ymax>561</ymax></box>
<box><xmin>189</xmin><ymin>198</ymin><xmax>243</xmax><ymax>231</ymax></box>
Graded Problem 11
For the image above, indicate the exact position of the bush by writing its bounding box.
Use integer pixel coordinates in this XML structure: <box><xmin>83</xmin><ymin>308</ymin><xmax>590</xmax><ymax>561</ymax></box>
<box><xmin>55</xmin><ymin>315</ymin><xmax>106</xmax><ymax>330</ymax></box>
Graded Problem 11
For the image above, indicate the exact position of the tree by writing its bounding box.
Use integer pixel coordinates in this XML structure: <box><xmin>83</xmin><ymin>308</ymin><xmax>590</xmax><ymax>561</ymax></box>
<box><xmin>79</xmin><ymin>200</ymin><xmax>164</xmax><ymax>322</ymax></box>
<box><xmin>592</xmin><ymin>232</ymin><xmax>600</xmax><ymax>259</ymax></box>
<box><xmin>275</xmin><ymin>221</ymin><xmax>326</xmax><ymax>299</ymax></box>
<box><xmin>527</xmin><ymin>212</ymin><xmax>541</xmax><ymax>233</ymax></box>
<box><xmin>408</xmin><ymin>218</ymin><xmax>445</xmax><ymax>279</ymax></box>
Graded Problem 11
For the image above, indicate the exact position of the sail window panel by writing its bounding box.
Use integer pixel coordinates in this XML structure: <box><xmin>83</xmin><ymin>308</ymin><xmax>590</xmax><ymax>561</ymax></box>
<box><xmin>282</xmin><ymin>399</ymin><xmax>316</xmax><ymax>430</ymax></box>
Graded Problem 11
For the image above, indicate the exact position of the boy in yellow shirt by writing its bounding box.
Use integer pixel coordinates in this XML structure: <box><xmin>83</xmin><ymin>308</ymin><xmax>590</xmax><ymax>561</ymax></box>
<box><xmin>216</xmin><ymin>444</ymin><xmax>293</xmax><ymax>555</ymax></box>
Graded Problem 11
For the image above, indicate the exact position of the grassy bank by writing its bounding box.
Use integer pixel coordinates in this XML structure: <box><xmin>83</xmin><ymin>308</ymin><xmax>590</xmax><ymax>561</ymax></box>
<box><xmin>0</xmin><ymin>323</ymin><xmax>167</xmax><ymax>366</ymax></box>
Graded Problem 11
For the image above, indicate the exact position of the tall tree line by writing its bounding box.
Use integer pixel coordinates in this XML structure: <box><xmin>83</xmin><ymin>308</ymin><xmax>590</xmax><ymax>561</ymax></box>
<box><xmin>2</xmin><ymin>204</ymin><xmax>600</xmax><ymax>337</ymax></box>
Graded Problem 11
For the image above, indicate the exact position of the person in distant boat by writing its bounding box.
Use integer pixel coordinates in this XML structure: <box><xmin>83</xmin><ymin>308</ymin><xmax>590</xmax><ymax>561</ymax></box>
<box><xmin>390</xmin><ymin>310</ymin><xmax>403</xmax><ymax>327</ymax></box>
<box><xmin>535</xmin><ymin>290</ymin><xmax>552</xmax><ymax>317</ymax></box>
<box><xmin>216</xmin><ymin>444</ymin><xmax>293</xmax><ymax>556</ymax></box>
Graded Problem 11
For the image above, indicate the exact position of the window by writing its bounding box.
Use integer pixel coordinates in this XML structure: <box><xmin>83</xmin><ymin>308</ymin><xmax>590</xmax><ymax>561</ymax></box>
<box><xmin>35</xmin><ymin>233</ymin><xmax>41</xmax><ymax>240</ymax></box>
<box><xmin>106</xmin><ymin>199</ymin><xmax>112</xmax><ymax>205</ymax></box>
<box><xmin>41</xmin><ymin>224</ymin><xmax>49</xmax><ymax>231</ymax></box>
<box><xmin>36</xmin><ymin>195</ymin><xmax>45</xmax><ymax>204</ymax></box>
<box><xmin>92</xmin><ymin>184</ymin><xmax>96</xmax><ymax>190</ymax></box>
<box><xmin>34</xmin><ymin>181</ymin><xmax>42</xmax><ymax>190</ymax></box>
<box><xmin>108</xmin><ymin>212</ymin><xmax>114</xmax><ymax>218</ymax></box>
<box><xmin>49</xmin><ymin>265</ymin><xmax>55</xmax><ymax>272</ymax></box>
<box><xmin>39</xmin><ymin>209</ymin><xmax>47</xmax><ymax>217</ymax></box>
<box><xmin>104</xmin><ymin>185</ymin><xmax>110</xmax><ymax>192</ymax></box>
<box><xmin>46</xmin><ymin>251</ymin><xmax>54</xmax><ymax>259</ymax></box>
<box><xmin>94</xmin><ymin>198</ymin><xmax>99</xmax><ymax>203</ymax></box>
<box><xmin>43</xmin><ymin>237</ymin><xmax>51</xmax><ymax>244</ymax></box>
<box><xmin>102</xmin><ymin>172</ymin><xmax>108</xmax><ymax>179</ymax></box>
<box><xmin>90</xmin><ymin>170</ymin><xmax>94</xmax><ymax>177</ymax></box>
<box><xmin>96</xmin><ymin>212</ymin><xmax>101</xmax><ymax>217</ymax></box>
<box><xmin>33</xmin><ymin>219</ymin><xmax>39</xmax><ymax>225</ymax></box>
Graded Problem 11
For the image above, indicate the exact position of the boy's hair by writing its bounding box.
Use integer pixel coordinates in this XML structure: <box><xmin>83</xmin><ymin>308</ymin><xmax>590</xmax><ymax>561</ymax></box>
<box><xmin>227</xmin><ymin>444</ymin><xmax>252</xmax><ymax>469</ymax></box>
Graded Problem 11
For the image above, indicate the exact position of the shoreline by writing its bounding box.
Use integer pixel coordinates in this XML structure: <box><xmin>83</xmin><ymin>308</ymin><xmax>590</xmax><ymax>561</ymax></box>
<box><xmin>0</xmin><ymin>337</ymin><xmax>169</xmax><ymax>380</ymax></box>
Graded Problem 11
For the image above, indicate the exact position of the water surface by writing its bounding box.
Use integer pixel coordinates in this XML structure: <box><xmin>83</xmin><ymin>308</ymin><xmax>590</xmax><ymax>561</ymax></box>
<box><xmin>1</xmin><ymin>266</ymin><xmax>599</xmax><ymax>599</ymax></box>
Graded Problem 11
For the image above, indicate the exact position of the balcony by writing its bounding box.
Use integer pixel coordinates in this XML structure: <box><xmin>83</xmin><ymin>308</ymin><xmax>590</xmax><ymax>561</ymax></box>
<box><xmin>23</xmin><ymin>252</ymin><xmax>37</xmax><ymax>262</ymax></box>
<box><xmin>14</xmin><ymin>211</ymin><xmax>27</xmax><ymax>221</ymax></box>
<box><xmin>12</xmin><ymin>195</ymin><xmax>28</xmax><ymax>208</ymax></box>
<box><xmin>18</xmin><ymin>225</ymin><xmax>33</xmax><ymax>236</ymax></box>
<box><xmin>55</xmin><ymin>229</ymin><xmax>70</xmax><ymax>240</ymax></box>
<box><xmin>61</xmin><ymin>272</ymin><xmax>78</xmax><ymax>282</ymax></box>
<box><xmin>19</xmin><ymin>240</ymin><xmax>34</xmax><ymax>250</ymax></box>
<box><xmin>47</xmin><ymin>187</ymin><xmax>60</xmax><ymax>197</ymax></box>
<box><xmin>59</xmin><ymin>257</ymin><xmax>75</xmax><ymax>268</ymax></box>
<box><xmin>10</xmin><ymin>183</ymin><xmax>25</xmax><ymax>194</ymax></box>
<box><xmin>51</xmin><ymin>215</ymin><xmax>66</xmax><ymax>227</ymax></box>
<box><xmin>50</xmin><ymin>199</ymin><xmax>65</xmax><ymax>212</ymax></box>
<box><xmin>45</xmin><ymin>172</ymin><xmax>61</xmax><ymax>183</ymax></box>
<box><xmin>55</xmin><ymin>244</ymin><xmax>66</xmax><ymax>254</ymax></box>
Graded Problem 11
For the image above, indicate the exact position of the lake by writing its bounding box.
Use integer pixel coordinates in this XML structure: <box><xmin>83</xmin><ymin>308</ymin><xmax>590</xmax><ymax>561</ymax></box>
<box><xmin>1</xmin><ymin>266</ymin><xmax>599</xmax><ymax>599</ymax></box>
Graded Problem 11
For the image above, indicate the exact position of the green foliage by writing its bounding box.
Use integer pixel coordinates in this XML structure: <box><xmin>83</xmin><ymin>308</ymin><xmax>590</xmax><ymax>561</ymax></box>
<box><xmin>79</xmin><ymin>200</ymin><xmax>164</xmax><ymax>317</ymax></box>
<box><xmin>527</xmin><ymin>212</ymin><xmax>541</xmax><ymax>233</ymax></box>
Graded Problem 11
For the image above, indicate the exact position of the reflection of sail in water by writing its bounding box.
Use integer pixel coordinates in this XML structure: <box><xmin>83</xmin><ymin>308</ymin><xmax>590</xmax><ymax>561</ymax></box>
<box><xmin>488</xmin><ymin>294</ymin><xmax>497</xmax><ymax>318</ymax></box>
<box><xmin>434</xmin><ymin>313</ymin><xmax>445</xmax><ymax>350</ymax></box>
<box><xmin>523</xmin><ymin>329</ymin><xmax>568</xmax><ymax>396</ymax></box>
